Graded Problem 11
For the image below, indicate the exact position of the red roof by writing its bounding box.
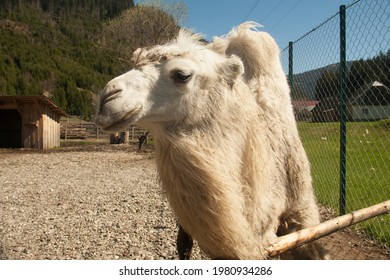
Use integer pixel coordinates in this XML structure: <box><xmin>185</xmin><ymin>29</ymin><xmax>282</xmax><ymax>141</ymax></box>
<box><xmin>292</xmin><ymin>100</ymin><xmax>319</xmax><ymax>108</ymax></box>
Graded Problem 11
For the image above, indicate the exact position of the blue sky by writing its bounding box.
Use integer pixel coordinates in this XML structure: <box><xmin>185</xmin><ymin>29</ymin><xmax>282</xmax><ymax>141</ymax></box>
<box><xmin>132</xmin><ymin>0</ymin><xmax>351</xmax><ymax>49</ymax></box>
<box><xmin>134</xmin><ymin>0</ymin><xmax>389</xmax><ymax>73</ymax></box>
<box><xmin>181</xmin><ymin>0</ymin><xmax>351</xmax><ymax>49</ymax></box>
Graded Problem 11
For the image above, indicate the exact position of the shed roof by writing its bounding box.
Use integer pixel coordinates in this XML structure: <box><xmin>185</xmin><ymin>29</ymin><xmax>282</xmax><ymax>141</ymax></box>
<box><xmin>350</xmin><ymin>81</ymin><xmax>390</xmax><ymax>106</ymax></box>
<box><xmin>0</xmin><ymin>95</ymin><xmax>67</xmax><ymax>117</ymax></box>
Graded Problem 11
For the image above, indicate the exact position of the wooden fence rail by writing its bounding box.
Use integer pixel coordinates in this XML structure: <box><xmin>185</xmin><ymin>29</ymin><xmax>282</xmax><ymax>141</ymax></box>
<box><xmin>266</xmin><ymin>200</ymin><xmax>390</xmax><ymax>257</ymax></box>
<box><xmin>60</xmin><ymin>122</ymin><xmax>99</xmax><ymax>139</ymax></box>
<box><xmin>60</xmin><ymin>119</ymin><xmax>150</xmax><ymax>141</ymax></box>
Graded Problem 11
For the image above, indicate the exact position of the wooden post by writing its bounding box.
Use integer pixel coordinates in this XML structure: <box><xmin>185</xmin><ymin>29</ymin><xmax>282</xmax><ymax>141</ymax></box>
<box><xmin>131</xmin><ymin>127</ymin><xmax>135</xmax><ymax>141</ymax></box>
<box><xmin>265</xmin><ymin>200</ymin><xmax>390</xmax><ymax>257</ymax></box>
<box><xmin>120</xmin><ymin>131</ymin><xmax>129</xmax><ymax>144</ymax></box>
<box><xmin>65</xmin><ymin>117</ymin><xmax>69</xmax><ymax>140</ymax></box>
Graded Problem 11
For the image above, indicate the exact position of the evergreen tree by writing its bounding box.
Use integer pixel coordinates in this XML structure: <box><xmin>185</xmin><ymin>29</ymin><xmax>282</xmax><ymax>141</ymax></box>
<box><xmin>0</xmin><ymin>1</ymin><xmax>134</xmax><ymax>119</ymax></box>
<box><xmin>315</xmin><ymin>69</ymin><xmax>340</xmax><ymax>101</ymax></box>
<box><xmin>315</xmin><ymin>49</ymin><xmax>389</xmax><ymax>102</ymax></box>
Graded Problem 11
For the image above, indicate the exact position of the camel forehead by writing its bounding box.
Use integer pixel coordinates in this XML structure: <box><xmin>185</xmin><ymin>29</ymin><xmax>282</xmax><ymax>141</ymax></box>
<box><xmin>131</xmin><ymin>30</ymin><xmax>209</xmax><ymax>66</ymax></box>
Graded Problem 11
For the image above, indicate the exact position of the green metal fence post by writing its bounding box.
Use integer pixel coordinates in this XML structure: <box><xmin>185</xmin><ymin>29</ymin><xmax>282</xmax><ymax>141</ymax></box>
<box><xmin>288</xmin><ymin>42</ymin><xmax>294</xmax><ymax>97</ymax></box>
<box><xmin>339</xmin><ymin>5</ymin><xmax>347</xmax><ymax>216</ymax></box>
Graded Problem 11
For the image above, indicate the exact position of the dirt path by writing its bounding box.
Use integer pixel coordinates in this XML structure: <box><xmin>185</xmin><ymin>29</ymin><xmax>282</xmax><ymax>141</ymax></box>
<box><xmin>0</xmin><ymin>143</ymin><xmax>388</xmax><ymax>260</ymax></box>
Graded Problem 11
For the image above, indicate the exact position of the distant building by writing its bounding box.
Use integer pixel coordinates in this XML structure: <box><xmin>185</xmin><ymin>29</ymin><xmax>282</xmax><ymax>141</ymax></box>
<box><xmin>292</xmin><ymin>100</ymin><xmax>319</xmax><ymax>121</ymax></box>
<box><xmin>349</xmin><ymin>81</ymin><xmax>390</xmax><ymax>121</ymax></box>
<box><xmin>0</xmin><ymin>96</ymin><xmax>67</xmax><ymax>149</ymax></box>
<box><xmin>312</xmin><ymin>81</ymin><xmax>390</xmax><ymax>122</ymax></box>
<box><xmin>311</xmin><ymin>97</ymin><xmax>344</xmax><ymax>122</ymax></box>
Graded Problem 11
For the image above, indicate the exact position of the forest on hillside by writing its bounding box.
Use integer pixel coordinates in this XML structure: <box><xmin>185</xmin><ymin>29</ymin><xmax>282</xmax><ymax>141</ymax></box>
<box><xmin>291</xmin><ymin>50</ymin><xmax>390</xmax><ymax>103</ymax></box>
<box><xmin>0</xmin><ymin>0</ymin><xmax>136</xmax><ymax>119</ymax></box>
<box><xmin>0</xmin><ymin>0</ymin><xmax>183</xmax><ymax>120</ymax></box>
<box><xmin>314</xmin><ymin>50</ymin><xmax>390</xmax><ymax>101</ymax></box>
<box><xmin>0</xmin><ymin>0</ymin><xmax>133</xmax><ymax>19</ymax></box>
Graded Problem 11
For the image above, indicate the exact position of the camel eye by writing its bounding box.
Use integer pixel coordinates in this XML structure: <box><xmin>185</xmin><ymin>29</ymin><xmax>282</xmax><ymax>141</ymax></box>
<box><xmin>172</xmin><ymin>70</ymin><xmax>192</xmax><ymax>84</ymax></box>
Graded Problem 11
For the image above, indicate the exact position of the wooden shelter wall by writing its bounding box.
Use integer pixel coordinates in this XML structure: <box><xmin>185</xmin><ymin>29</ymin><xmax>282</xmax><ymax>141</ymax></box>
<box><xmin>0</xmin><ymin>97</ymin><xmax>63</xmax><ymax>149</ymax></box>
<box><xmin>41</xmin><ymin>104</ymin><xmax>61</xmax><ymax>149</ymax></box>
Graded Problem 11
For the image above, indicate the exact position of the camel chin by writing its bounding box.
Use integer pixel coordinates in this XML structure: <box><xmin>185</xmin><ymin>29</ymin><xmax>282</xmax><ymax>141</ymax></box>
<box><xmin>95</xmin><ymin>105</ymin><xmax>143</xmax><ymax>133</ymax></box>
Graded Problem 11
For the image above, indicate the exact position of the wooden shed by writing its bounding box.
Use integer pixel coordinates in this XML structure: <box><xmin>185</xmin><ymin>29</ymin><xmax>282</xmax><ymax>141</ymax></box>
<box><xmin>0</xmin><ymin>96</ymin><xmax>67</xmax><ymax>149</ymax></box>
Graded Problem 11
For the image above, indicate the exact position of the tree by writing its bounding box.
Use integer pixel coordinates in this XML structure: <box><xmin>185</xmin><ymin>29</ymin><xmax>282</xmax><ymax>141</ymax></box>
<box><xmin>290</xmin><ymin>82</ymin><xmax>308</xmax><ymax>100</ymax></box>
<box><xmin>347</xmin><ymin>49</ymin><xmax>390</xmax><ymax>96</ymax></box>
<box><xmin>101</xmin><ymin>0</ymin><xmax>187</xmax><ymax>66</ymax></box>
<box><xmin>141</xmin><ymin>0</ymin><xmax>187</xmax><ymax>25</ymax></box>
<box><xmin>348</xmin><ymin>59</ymin><xmax>368</xmax><ymax>94</ymax></box>
<box><xmin>315</xmin><ymin>69</ymin><xmax>340</xmax><ymax>101</ymax></box>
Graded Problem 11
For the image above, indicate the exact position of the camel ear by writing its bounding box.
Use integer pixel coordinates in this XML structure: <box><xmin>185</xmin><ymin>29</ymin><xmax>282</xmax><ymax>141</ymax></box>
<box><xmin>219</xmin><ymin>55</ymin><xmax>244</xmax><ymax>84</ymax></box>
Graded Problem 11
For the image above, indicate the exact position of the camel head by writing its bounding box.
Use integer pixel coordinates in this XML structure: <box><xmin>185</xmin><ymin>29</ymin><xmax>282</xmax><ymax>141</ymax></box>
<box><xmin>95</xmin><ymin>30</ymin><xmax>244</xmax><ymax>132</ymax></box>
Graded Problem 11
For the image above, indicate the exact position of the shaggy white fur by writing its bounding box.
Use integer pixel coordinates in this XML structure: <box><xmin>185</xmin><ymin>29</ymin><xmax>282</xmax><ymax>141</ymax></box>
<box><xmin>95</xmin><ymin>22</ymin><xmax>329</xmax><ymax>259</ymax></box>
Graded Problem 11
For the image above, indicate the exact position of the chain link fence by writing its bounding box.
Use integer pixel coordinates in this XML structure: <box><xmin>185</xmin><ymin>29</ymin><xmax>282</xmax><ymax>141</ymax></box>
<box><xmin>281</xmin><ymin>0</ymin><xmax>389</xmax><ymax>245</ymax></box>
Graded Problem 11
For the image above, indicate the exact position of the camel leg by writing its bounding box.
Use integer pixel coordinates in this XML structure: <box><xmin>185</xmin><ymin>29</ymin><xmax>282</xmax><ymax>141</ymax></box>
<box><xmin>177</xmin><ymin>224</ymin><xmax>193</xmax><ymax>260</ymax></box>
<box><xmin>277</xmin><ymin>204</ymin><xmax>331</xmax><ymax>260</ymax></box>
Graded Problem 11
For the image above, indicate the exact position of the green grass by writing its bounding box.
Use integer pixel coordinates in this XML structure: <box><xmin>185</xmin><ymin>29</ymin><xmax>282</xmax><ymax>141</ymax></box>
<box><xmin>298</xmin><ymin>121</ymin><xmax>390</xmax><ymax>245</ymax></box>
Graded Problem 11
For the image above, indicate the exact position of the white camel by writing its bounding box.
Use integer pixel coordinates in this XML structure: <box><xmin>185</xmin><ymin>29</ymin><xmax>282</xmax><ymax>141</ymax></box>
<box><xmin>95</xmin><ymin>22</ymin><xmax>329</xmax><ymax>260</ymax></box>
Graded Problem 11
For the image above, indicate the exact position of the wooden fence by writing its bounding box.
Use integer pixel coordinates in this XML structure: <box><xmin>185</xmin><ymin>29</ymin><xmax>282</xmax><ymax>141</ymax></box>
<box><xmin>60</xmin><ymin>119</ymin><xmax>150</xmax><ymax>142</ymax></box>
<box><xmin>60</xmin><ymin>120</ymin><xmax>99</xmax><ymax>139</ymax></box>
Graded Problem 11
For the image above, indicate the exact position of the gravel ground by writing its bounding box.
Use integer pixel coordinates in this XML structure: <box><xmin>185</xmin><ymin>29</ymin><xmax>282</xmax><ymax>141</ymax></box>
<box><xmin>0</xmin><ymin>142</ymin><xmax>388</xmax><ymax>260</ymax></box>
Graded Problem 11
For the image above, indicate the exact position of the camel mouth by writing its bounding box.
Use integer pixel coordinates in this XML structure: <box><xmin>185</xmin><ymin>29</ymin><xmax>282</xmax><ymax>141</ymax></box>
<box><xmin>99</xmin><ymin>105</ymin><xmax>143</xmax><ymax>132</ymax></box>
<box><xmin>101</xmin><ymin>89</ymin><xmax>122</xmax><ymax>106</ymax></box>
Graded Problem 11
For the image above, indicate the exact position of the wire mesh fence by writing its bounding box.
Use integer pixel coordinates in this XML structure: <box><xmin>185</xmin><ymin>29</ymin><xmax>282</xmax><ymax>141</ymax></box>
<box><xmin>281</xmin><ymin>0</ymin><xmax>389</xmax><ymax>245</ymax></box>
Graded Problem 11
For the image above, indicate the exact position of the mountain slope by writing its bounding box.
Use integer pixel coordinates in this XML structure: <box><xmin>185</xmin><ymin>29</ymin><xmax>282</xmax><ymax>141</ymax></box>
<box><xmin>0</xmin><ymin>1</ymin><xmax>134</xmax><ymax>119</ymax></box>
<box><xmin>292</xmin><ymin>61</ymin><xmax>354</xmax><ymax>100</ymax></box>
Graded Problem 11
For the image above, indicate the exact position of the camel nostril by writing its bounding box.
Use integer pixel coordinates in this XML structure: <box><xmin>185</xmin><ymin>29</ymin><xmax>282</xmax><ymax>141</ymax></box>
<box><xmin>101</xmin><ymin>88</ymin><xmax>122</xmax><ymax>105</ymax></box>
